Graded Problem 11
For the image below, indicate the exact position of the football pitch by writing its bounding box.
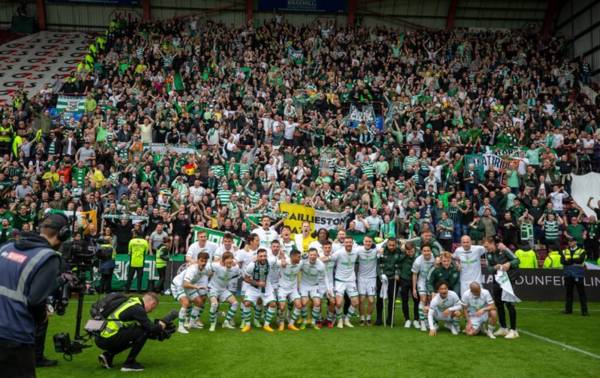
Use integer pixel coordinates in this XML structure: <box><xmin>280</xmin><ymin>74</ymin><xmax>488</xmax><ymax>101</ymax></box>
<box><xmin>40</xmin><ymin>297</ymin><xmax>599</xmax><ymax>377</ymax></box>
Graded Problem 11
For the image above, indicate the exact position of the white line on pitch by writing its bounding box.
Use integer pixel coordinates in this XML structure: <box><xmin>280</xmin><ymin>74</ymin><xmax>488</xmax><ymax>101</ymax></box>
<box><xmin>520</xmin><ymin>329</ymin><xmax>600</xmax><ymax>360</ymax></box>
<box><xmin>518</xmin><ymin>307</ymin><xmax>600</xmax><ymax>312</ymax></box>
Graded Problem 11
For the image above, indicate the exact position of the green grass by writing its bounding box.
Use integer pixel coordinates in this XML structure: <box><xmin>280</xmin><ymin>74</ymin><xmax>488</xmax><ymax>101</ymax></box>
<box><xmin>39</xmin><ymin>297</ymin><xmax>600</xmax><ymax>377</ymax></box>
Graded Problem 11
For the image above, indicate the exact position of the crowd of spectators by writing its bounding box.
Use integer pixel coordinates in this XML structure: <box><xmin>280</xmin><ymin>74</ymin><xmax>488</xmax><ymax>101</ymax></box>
<box><xmin>2</xmin><ymin>16</ymin><xmax>600</xmax><ymax>264</ymax></box>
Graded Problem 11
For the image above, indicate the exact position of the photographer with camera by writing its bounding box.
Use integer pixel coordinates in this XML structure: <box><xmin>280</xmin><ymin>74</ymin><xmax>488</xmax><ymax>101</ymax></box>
<box><xmin>0</xmin><ymin>214</ymin><xmax>68</xmax><ymax>377</ymax></box>
<box><xmin>96</xmin><ymin>292</ymin><xmax>165</xmax><ymax>372</ymax></box>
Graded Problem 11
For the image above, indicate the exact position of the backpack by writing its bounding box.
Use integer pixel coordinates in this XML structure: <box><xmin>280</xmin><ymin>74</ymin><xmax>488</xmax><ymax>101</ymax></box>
<box><xmin>90</xmin><ymin>293</ymin><xmax>129</xmax><ymax>320</ymax></box>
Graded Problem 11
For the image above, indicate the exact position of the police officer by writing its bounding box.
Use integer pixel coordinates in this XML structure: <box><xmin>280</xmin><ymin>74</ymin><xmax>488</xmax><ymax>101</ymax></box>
<box><xmin>0</xmin><ymin>214</ymin><xmax>68</xmax><ymax>377</ymax></box>
<box><xmin>96</xmin><ymin>292</ymin><xmax>165</xmax><ymax>372</ymax></box>
<box><xmin>375</xmin><ymin>238</ymin><xmax>400</xmax><ymax>326</ymax></box>
<box><xmin>560</xmin><ymin>236</ymin><xmax>588</xmax><ymax>316</ymax></box>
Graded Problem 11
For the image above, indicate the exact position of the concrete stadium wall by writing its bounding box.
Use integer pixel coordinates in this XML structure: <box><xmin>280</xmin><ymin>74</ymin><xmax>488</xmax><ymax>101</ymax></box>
<box><xmin>556</xmin><ymin>0</ymin><xmax>600</xmax><ymax>83</ymax></box>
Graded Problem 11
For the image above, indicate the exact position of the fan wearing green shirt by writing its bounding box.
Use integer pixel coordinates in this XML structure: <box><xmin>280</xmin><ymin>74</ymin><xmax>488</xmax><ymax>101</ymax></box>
<box><xmin>71</xmin><ymin>160</ymin><xmax>89</xmax><ymax>188</ymax></box>
<box><xmin>565</xmin><ymin>217</ymin><xmax>586</xmax><ymax>246</ymax></box>
<box><xmin>0</xmin><ymin>205</ymin><xmax>15</xmax><ymax>227</ymax></box>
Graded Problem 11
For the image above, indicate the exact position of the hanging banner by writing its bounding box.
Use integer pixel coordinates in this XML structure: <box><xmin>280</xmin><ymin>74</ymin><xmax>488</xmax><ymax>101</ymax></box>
<box><xmin>279</xmin><ymin>203</ymin><xmax>347</xmax><ymax>233</ymax></box>
<box><xmin>570</xmin><ymin>172</ymin><xmax>600</xmax><ymax>217</ymax></box>
<box><xmin>484</xmin><ymin>146</ymin><xmax>526</xmax><ymax>157</ymax></box>
<box><xmin>279</xmin><ymin>203</ymin><xmax>314</xmax><ymax>234</ymax></box>
<box><xmin>111</xmin><ymin>255</ymin><xmax>159</xmax><ymax>291</ymax></box>
<box><xmin>110</xmin><ymin>254</ymin><xmax>186</xmax><ymax>291</ymax></box>
<box><xmin>102</xmin><ymin>213</ymin><xmax>149</xmax><ymax>222</ymax></box>
<box><xmin>348</xmin><ymin>104</ymin><xmax>376</xmax><ymax>127</ymax></box>
<box><xmin>315</xmin><ymin>208</ymin><xmax>349</xmax><ymax>230</ymax></box>
<box><xmin>191</xmin><ymin>226</ymin><xmax>243</xmax><ymax>247</ymax></box>
<box><xmin>482</xmin><ymin>270</ymin><xmax>600</xmax><ymax>301</ymax></box>
<box><xmin>287</xmin><ymin>46</ymin><xmax>304</xmax><ymax>64</ymax></box>
<box><xmin>464</xmin><ymin>153</ymin><xmax>510</xmax><ymax>177</ymax></box>
<box><xmin>56</xmin><ymin>95</ymin><xmax>85</xmax><ymax>113</ymax></box>
<box><xmin>45</xmin><ymin>208</ymin><xmax>97</xmax><ymax>233</ymax></box>
<box><xmin>144</xmin><ymin>143</ymin><xmax>197</xmax><ymax>154</ymax></box>
<box><xmin>258</xmin><ymin>0</ymin><xmax>347</xmax><ymax>12</ymax></box>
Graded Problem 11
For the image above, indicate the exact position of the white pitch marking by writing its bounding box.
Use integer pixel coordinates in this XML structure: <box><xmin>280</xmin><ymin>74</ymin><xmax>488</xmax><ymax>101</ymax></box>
<box><xmin>520</xmin><ymin>329</ymin><xmax>600</xmax><ymax>360</ymax></box>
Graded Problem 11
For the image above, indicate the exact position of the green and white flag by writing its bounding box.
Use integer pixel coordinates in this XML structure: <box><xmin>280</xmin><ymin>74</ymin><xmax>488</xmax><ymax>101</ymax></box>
<box><xmin>288</xmin><ymin>46</ymin><xmax>304</xmax><ymax>64</ymax></box>
<box><xmin>56</xmin><ymin>96</ymin><xmax>86</xmax><ymax>113</ymax></box>
<box><xmin>191</xmin><ymin>226</ymin><xmax>243</xmax><ymax>247</ymax></box>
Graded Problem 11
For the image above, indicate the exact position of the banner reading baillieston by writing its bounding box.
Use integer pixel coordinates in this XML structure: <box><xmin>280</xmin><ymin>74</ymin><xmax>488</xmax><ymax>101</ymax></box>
<box><xmin>314</xmin><ymin>209</ymin><xmax>349</xmax><ymax>230</ymax></box>
<box><xmin>279</xmin><ymin>203</ymin><xmax>347</xmax><ymax>233</ymax></box>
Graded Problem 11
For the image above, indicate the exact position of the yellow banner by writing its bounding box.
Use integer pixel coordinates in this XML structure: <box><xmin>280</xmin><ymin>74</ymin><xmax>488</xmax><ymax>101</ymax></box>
<box><xmin>80</xmin><ymin>210</ymin><xmax>97</xmax><ymax>234</ymax></box>
<box><xmin>279</xmin><ymin>203</ymin><xmax>315</xmax><ymax>234</ymax></box>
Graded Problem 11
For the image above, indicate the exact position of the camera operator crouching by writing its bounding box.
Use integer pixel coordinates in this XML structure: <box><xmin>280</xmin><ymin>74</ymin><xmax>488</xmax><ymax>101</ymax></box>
<box><xmin>96</xmin><ymin>292</ymin><xmax>165</xmax><ymax>372</ymax></box>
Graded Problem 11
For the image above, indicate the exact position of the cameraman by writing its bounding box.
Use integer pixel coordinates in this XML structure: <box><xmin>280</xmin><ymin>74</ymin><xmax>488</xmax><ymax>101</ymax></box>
<box><xmin>96</xmin><ymin>292</ymin><xmax>165</xmax><ymax>372</ymax></box>
<box><xmin>0</xmin><ymin>214</ymin><xmax>67</xmax><ymax>377</ymax></box>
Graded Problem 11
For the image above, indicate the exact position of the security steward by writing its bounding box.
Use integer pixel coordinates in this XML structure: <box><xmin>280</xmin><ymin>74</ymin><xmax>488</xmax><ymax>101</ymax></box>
<box><xmin>543</xmin><ymin>242</ymin><xmax>563</xmax><ymax>268</ymax></box>
<box><xmin>0</xmin><ymin>214</ymin><xmax>67</xmax><ymax>377</ymax></box>
<box><xmin>375</xmin><ymin>238</ymin><xmax>400</xmax><ymax>326</ymax></box>
<box><xmin>560</xmin><ymin>236</ymin><xmax>588</xmax><ymax>316</ymax></box>
<box><xmin>125</xmin><ymin>231</ymin><xmax>149</xmax><ymax>292</ymax></box>
<box><xmin>96</xmin><ymin>292</ymin><xmax>165</xmax><ymax>372</ymax></box>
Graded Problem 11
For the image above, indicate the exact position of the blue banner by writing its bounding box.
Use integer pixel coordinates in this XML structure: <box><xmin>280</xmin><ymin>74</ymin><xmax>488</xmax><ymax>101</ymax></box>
<box><xmin>48</xmin><ymin>0</ymin><xmax>140</xmax><ymax>5</ymax></box>
<box><xmin>258</xmin><ymin>0</ymin><xmax>346</xmax><ymax>12</ymax></box>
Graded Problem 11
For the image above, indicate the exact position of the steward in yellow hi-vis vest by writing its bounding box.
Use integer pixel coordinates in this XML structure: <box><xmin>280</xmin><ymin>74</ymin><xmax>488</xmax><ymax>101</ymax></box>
<box><xmin>125</xmin><ymin>232</ymin><xmax>149</xmax><ymax>292</ymax></box>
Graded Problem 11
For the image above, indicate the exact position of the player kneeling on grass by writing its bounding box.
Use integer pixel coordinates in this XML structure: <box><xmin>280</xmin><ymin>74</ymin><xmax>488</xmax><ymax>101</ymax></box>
<box><xmin>171</xmin><ymin>252</ymin><xmax>211</xmax><ymax>334</ymax></box>
<box><xmin>208</xmin><ymin>251</ymin><xmax>240</xmax><ymax>332</ymax></box>
<box><xmin>276</xmin><ymin>249</ymin><xmax>303</xmax><ymax>331</ymax></box>
<box><xmin>462</xmin><ymin>282</ymin><xmax>497</xmax><ymax>339</ymax></box>
<box><xmin>300</xmin><ymin>248</ymin><xmax>333</xmax><ymax>330</ymax></box>
<box><xmin>426</xmin><ymin>282</ymin><xmax>462</xmax><ymax>336</ymax></box>
<box><xmin>242</xmin><ymin>249</ymin><xmax>278</xmax><ymax>333</ymax></box>
<box><xmin>412</xmin><ymin>245</ymin><xmax>436</xmax><ymax>331</ymax></box>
